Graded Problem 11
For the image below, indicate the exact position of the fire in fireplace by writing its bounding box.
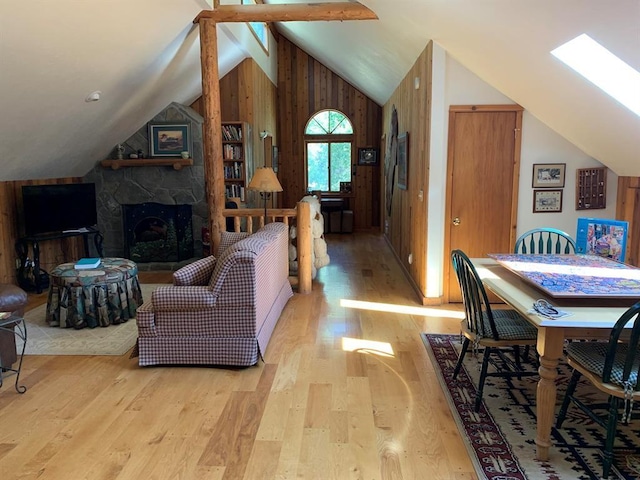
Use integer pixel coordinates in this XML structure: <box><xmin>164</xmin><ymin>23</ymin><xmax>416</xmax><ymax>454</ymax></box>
<box><xmin>123</xmin><ymin>203</ymin><xmax>193</xmax><ymax>263</ymax></box>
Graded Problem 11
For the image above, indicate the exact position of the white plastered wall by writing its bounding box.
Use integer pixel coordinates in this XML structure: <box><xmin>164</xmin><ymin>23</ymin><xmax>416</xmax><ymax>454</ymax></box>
<box><xmin>425</xmin><ymin>44</ymin><xmax>617</xmax><ymax>301</ymax></box>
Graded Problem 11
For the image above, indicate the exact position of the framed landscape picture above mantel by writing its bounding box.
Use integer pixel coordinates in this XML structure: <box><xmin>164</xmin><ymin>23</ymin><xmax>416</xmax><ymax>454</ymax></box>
<box><xmin>532</xmin><ymin>163</ymin><xmax>566</xmax><ymax>188</ymax></box>
<box><xmin>149</xmin><ymin>122</ymin><xmax>191</xmax><ymax>157</ymax></box>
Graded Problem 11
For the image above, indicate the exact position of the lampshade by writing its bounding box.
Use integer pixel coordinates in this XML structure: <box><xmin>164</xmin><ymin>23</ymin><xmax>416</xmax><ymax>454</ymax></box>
<box><xmin>247</xmin><ymin>166</ymin><xmax>283</xmax><ymax>193</ymax></box>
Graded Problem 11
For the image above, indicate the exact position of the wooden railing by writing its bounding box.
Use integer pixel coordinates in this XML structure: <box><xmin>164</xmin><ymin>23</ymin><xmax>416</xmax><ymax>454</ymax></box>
<box><xmin>221</xmin><ymin>202</ymin><xmax>312</xmax><ymax>294</ymax></box>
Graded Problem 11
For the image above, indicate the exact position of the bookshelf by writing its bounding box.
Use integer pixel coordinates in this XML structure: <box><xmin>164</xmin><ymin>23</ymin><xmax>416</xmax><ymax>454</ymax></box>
<box><xmin>222</xmin><ymin>121</ymin><xmax>251</xmax><ymax>203</ymax></box>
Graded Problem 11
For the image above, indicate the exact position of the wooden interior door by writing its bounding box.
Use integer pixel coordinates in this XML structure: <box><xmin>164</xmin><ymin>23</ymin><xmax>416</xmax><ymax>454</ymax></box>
<box><xmin>445</xmin><ymin>105</ymin><xmax>523</xmax><ymax>302</ymax></box>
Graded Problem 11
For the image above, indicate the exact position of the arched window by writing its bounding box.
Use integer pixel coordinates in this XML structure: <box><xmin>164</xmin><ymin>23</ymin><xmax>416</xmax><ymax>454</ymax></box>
<box><xmin>304</xmin><ymin>110</ymin><xmax>353</xmax><ymax>193</ymax></box>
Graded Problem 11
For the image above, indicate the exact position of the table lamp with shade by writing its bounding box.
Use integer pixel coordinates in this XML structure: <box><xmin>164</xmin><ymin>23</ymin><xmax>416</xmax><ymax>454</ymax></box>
<box><xmin>247</xmin><ymin>166</ymin><xmax>283</xmax><ymax>218</ymax></box>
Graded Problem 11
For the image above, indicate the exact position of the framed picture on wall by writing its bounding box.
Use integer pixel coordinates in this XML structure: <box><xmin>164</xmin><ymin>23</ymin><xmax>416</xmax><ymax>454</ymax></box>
<box><xmin>358</xmin><ymin>147</ymin><xmax>379</xmax><ymax>166</ymax></box>
<box><xmin>148</xmin><ymin>122</ymin><xmax>191</xmax><ymax>157</ymax></box>
<box><xmin>533</xmin><ymin>189</ymin><xmax>563</xmax><ymax>213</ymax></box>
<box><xmin>272</xmin><ymin>146</ymin><xmax>279</xmax><ymax>172</ymax></box>
<box><xmin>397</xmin><ymin>132</ymin><xmax>409</xmax><ymax>190</ymax></box>
<box><xmin>532</xmin><ymin>163</ymin><xmax>566</xmax><ymax>188</ymax></box>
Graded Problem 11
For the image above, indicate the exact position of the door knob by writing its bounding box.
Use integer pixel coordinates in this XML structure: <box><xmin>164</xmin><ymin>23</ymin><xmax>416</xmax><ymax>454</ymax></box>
<box><xmin>453</xmin><ymin>217</ymin><xmax>461</xmax><ymax>226</ymax></box>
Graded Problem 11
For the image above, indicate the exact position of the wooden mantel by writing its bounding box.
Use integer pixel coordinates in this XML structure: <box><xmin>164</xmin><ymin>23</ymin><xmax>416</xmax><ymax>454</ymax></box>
<box><xmin>195</xmin><ymin>2</ymin><xmax>378</xmax><ymax>253</ymax></box>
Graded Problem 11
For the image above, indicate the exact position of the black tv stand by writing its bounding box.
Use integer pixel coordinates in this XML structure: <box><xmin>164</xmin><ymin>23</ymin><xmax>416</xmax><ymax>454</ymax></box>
<box><xmin>15</xmin><ymin>226</ymin><xmax>104</xmax><ymax>293</ymax></box>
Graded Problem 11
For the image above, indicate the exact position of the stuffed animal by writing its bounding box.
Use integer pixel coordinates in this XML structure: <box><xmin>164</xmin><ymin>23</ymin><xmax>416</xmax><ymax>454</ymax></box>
<box><xmin>289</xmin><ymin>195</ymin><xmax>330</xmax><ymax>278</ymax></box>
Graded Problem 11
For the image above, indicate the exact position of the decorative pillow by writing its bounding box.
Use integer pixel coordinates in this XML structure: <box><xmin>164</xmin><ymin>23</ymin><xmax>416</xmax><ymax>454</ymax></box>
<box><xmin>217</xmin><ymin>231</ymin><xmax>250</xmax><ymax>257</ymax></box>
<box><xmin>173</xmin><ymin>255</ymin><xmax>217</xmax><ymax>286</ymax></box>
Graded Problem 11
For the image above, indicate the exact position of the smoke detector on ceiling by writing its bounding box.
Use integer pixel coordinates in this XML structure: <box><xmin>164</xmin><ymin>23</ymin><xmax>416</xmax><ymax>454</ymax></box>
<box><xmin>85</xmin><ymin>91</ymin><xmax>102</xmax><ymax>102</ymax></box>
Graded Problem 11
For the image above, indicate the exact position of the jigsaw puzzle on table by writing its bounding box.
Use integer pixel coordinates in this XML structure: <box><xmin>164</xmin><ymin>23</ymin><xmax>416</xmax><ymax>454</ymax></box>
<box><xmin>488</xmin><ymin>253</ymin><xmax>640</xmax><ymax>298</ymax></box>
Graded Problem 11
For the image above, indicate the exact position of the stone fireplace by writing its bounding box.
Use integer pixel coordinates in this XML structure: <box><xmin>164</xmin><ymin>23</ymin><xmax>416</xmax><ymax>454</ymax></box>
<box><xmin>123</xmin><ymin>203</ymin><xmax>193</xmax><ymax>263</ymax></box>
<box><xmin>84</xmin><ymin>102</ymin><xmax>206</xmax><ymax>268</ymax></box>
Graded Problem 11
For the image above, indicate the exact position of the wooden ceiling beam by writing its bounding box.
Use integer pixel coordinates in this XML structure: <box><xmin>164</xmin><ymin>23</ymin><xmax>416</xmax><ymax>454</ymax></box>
<box><xmin>194</xmin><ymin>2</ymin><xmax>378</xmax><ymax>24</ymax></box>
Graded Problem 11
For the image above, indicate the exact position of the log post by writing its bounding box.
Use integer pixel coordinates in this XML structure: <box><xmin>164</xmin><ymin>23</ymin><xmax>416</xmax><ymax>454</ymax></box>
<box><xmin>198</xmin><ymin>18</ymin><xmax>225</xmax><ymax>255</ymax></box>
<box><xmin>297</xmin><ymin>201</ymin><xmax>312</xmax><ymax>294</ymax></box>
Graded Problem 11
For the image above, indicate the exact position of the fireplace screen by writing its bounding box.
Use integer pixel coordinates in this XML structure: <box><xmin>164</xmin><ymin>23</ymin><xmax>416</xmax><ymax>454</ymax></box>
<box><xmin>123</xmin><ymin>203</ymin><xmax>193</xmax><ymax>263</ymax></box>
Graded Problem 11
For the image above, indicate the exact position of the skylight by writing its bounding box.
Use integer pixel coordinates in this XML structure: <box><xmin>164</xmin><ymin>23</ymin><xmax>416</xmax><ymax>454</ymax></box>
<box><xmin>551</xmin><ymin>34</ymin><xmax>640</xmax><ymax>116</ymax></box>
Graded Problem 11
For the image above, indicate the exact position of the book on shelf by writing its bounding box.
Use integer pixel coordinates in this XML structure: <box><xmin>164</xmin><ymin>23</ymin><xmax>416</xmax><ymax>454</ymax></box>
<box><xmin>222</xmin><ymin>125</ymin><xmax>243</xmax><ymax>142</ymax></box>
<box><xmin>225</xmin><ymin>184</ymin><xmax>245</xmax><ymax>202</ymax></box>
<box><xmin>74</xmin><ymin>257</ymin><xmax>102</xmax><ymax>269</ymax></box>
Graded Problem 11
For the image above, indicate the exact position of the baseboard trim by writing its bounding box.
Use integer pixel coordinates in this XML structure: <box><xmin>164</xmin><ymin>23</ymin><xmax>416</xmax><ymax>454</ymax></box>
<box><xmin>382</xmin><ymin>235</ymin><xmax>443</xmax><ymax>306</ymax></box>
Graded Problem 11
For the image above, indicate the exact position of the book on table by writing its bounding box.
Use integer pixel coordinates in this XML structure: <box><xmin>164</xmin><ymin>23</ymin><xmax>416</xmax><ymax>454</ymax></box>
<box><xmin>74</xmin><ymin>257</ymin><xmax>101</xmax><ymax>269</ymax></box>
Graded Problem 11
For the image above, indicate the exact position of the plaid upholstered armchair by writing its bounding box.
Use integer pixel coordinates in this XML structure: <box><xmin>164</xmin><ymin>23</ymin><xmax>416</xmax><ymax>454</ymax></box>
<box><xmin>136</xmin><ymin>223</ymin><xmax>293</xmax><ymax>367</ymax></box>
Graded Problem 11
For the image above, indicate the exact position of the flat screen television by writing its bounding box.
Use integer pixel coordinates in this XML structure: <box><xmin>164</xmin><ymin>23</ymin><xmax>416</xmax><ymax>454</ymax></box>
<box><xmin>22</xmin><ymin>183</ymin><xmax>98</xmax><ymax>236</ymax></box>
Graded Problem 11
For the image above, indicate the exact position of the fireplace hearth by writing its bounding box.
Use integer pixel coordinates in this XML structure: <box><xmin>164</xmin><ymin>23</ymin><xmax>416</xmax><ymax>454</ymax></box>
<box><xmin>123</xmin><ymin>203</ymin><xmax>193</xmax><ymax>263</ymax></box>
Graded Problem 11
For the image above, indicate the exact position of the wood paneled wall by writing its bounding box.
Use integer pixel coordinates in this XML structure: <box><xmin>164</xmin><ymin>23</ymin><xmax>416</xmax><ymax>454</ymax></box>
<box><xmin>616</xmin><ymin>176</ymin><xmax>640</xmax><ymax>267</ymax></box>
<box><xmin>381</xmin><ymin>42</ymin><xmax>432</xmax><ymax>301</ymax></box>
<box><xmin>276</xmin><ymin>36</ymin><xmax>382</xmax><ymax>230</ymax></box>
<box><xmin>191</xmin><ymin>57</ymin><xmax>278</xmax><ymax>209</ymax></box>
<box><xmin>0</xmin><ymin>178</ymin><xmax>85</xmax><ymax>285</ymax></box>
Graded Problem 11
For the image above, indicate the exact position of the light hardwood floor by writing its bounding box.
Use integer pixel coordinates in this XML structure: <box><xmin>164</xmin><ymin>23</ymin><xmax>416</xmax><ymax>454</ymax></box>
<box><xmin>0</xmin><ymin>233</ymin><xmax>476</xmax><ymax>480</ymax></box>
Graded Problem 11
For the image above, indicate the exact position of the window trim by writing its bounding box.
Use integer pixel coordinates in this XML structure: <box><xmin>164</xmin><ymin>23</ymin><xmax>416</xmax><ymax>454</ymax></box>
<box><xmin>304</xmin><ymin>109</ymin><xmax>355</xmax><ymax>195</ymax></box>
<box><xmin>305</xmin><ymin>139</ymin><xmax>354</xmax><ymax>194</ymax></box>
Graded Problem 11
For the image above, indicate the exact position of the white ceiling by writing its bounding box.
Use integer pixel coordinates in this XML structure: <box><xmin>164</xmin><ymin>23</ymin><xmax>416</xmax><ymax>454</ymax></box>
<box><xmin>1</xmin><ymin>1</ymin><xmax>639</xmax><ymax>181</ymax></box>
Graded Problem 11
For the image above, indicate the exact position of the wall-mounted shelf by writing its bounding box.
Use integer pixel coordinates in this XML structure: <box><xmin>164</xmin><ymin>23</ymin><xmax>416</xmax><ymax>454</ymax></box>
<box><xmin>576</xmin><ymin>167</ymin><xmax>607</xmax><ymax>210</ymax></box>
<box><xmin>101</xmin><ymin>158</ymin><xmax>193</xmax><ymax>170</ymax></box>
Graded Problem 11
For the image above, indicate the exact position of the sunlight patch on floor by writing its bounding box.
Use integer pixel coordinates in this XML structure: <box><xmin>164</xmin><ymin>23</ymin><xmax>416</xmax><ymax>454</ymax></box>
<box><xmin>340</xmin><ymin>298</ymin><xmax>465</xmax><ymax>319</ymax></box>
<box><xmin>342</xmin><ymin>337</ymin><xmax>395</xmax><ymax>357</ymax></box>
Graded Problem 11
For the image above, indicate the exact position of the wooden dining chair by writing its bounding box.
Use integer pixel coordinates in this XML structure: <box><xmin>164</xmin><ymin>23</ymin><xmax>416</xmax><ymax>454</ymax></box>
<box><xmin>555</xmin><ymin>301</ymin><xmax>640</xmax><ymax>479</ymax></box>
<box><xmin>514</xmin><ymin>228</ymin><xmax>576</xmax><ymax>254</ymax></box>
<box><xmin>450</xmin><ymin>249</ymin><xmax>539</xmax><ymax>412</ymax></box>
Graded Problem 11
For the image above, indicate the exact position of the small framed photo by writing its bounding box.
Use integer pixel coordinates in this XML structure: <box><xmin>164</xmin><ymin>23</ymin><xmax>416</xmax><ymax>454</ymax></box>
<box><xmin>148</xmin><ymin>122</ymin><xmax>191</xmax><ymax>157</ymax></box>
<box><xmin>358</xmin><ymin>147</ymin><xmax>379</xmax><ymax>166</ymax></box>
<box><xmin>533</xmin><ymin>189</ymin><xmax>563</xmax><ymax>213</ymax></box>
<box><xmin>532</xmin><ymin>163</ymin><xmax>566</xmax><ymax>188</ymax></box>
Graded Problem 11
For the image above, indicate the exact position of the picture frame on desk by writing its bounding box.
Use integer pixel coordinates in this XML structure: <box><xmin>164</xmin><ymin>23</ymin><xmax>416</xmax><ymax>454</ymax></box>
<box><xmin>148</xmin><ymin>122</ymin><xmax>191</xmax><ymax>157</ymax></box>
<box><xmin>340</xmin><ymin>181</ymin><xmax>352</xmax><ymax>194</ymax></box>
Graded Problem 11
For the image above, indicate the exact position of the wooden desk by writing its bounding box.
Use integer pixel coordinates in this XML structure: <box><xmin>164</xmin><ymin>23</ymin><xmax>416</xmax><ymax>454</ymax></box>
<box><xmin>471</xmin><ymin>257</ymin><xmax>630</xmax><ymax>461</ymax></box>
<box><xmin>320</xmin><ymin>197</ymin><xmax>347</xmax><ymax>233</ymax></box>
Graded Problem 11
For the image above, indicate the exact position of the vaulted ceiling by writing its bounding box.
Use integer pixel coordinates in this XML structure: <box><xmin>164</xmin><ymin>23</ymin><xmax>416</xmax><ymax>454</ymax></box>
<box><xmin>1</xmin><ymin>1</ymin><xmax>638</xmax><ymax>181</ymax></box>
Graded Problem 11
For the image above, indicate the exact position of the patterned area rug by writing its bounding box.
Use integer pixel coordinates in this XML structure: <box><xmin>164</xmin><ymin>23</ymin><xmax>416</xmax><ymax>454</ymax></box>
<box><xmin>17</xmin><ymin>284</ymin><xmax>162</xmax><ymax>356</ymax></box>
<box><xmin>422</xmin><ymin>333</ymin><xmax>640</xmax><ymax>480</ymax></box>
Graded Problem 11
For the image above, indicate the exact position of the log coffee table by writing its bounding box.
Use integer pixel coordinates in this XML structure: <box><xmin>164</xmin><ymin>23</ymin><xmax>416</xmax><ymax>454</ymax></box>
<box><xmin>46</xmin><ymin>258</ymin><xmax>143</xmax><ymax>329</ymax></box>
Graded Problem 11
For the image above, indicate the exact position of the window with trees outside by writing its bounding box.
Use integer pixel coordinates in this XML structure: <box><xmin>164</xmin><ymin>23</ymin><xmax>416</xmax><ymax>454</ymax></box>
<box><xmin>305</xmin><ymin>110</ymin><xmax>353</xmax><ymax>193</ymax></box>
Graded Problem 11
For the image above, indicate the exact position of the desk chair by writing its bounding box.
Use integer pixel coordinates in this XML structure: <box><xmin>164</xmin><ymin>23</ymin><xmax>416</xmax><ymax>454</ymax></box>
<box><xmin>451</xmin><ymin>249</ymin><xmax>538</xmax><ymax>411</ymax></box>
<box><xmin>514</xmin><ymin>228</ymin><xmax>576</xmax><ymax>254</ymax></box>
<box><xmin>225</xmin><ymin>200</ymin><xmax>238</xmax><ymax>232</ymax></box>
<box><xmin>555</xmin><ymin>301</ymin><xmax>640</xmax><ymax>479</ymax></box>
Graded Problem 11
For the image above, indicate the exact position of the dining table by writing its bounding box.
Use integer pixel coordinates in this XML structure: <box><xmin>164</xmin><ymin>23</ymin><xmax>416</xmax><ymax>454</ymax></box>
<box><xmin>470</xmin><ymin>254</ymin><xmax>640</xmax><ymax>461</ymax></box>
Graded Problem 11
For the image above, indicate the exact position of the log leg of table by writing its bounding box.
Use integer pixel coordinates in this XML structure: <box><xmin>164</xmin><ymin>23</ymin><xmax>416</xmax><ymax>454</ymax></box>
<box><xmin>535</xmin><ymin>327</ymin><xmax>565</xmax><ymax>460</ymax></box>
